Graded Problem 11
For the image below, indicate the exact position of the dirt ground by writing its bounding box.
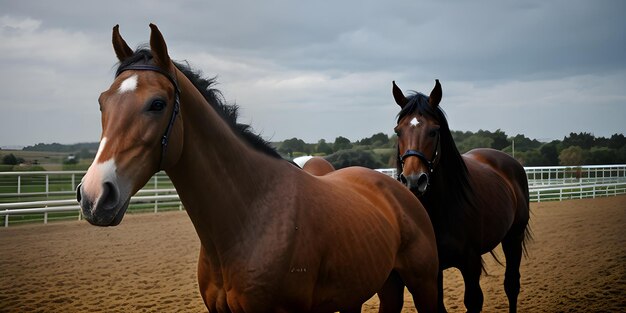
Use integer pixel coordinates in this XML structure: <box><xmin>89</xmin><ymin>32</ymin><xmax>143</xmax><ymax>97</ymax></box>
<box><xmin>1</xmin><ymin>196</ymin><xmax>625</xmax><ymax>312</ymax></box>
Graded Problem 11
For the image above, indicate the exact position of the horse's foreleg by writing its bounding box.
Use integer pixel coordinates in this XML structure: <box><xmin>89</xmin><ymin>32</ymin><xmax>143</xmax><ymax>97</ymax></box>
<box><xmin>460</xmin><ymin>256</ymin><xmax>484</xmax><ymax>313</ymax></box>
<box><xmin>502</xmin><ymin>231</ymin><xmax>525</xmax><ymax>313</ymax></box>
<box><xmin>377</xmin><ymin>271</ymin><xmax>404</xmax><ymax>313</ymax></box>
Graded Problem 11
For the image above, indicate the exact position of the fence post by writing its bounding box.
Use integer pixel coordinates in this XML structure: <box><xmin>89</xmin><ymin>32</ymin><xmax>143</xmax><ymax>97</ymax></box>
<box><xmin>17</xmin><ymin>175</ymin><xmax>21</xmax><ymax>195</ymax></box>
<box><xmin>4</xmin><ymin>210</ymin><xmax>8</xmax><ymax>227</ymax></box>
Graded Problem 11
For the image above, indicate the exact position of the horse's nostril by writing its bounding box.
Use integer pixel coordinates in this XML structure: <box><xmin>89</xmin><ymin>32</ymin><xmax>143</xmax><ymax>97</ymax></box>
<box><xmin>417</xmin><ymin>173</ymin><xmax>428</xmax><ymax>186</ymax></box>
<box><xmin>76</xmin><ymin>183</ymin><xmax>83</xmax><ymax>203</ymax></box>
<box><xmin>98</xmin><ymin>181</ymin><xmax>120</xmax><ymax>211</ymax></box>
<box><xmin>416</xmin><ymin>173</ymin><xmax>429</xmax><ymax>193</ymax></box>
<box><xmin>400</xmin><ymin>174</ymin><xmax>408</xmax><ymax>185</ymax></box>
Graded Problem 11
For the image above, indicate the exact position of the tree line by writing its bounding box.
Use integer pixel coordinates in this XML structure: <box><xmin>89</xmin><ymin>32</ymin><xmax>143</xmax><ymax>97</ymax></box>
<box><xmin>4</xmin><ymin>131</ymin><xmax>626</xmax><ymax>170</ymax></box>
<box><xmin>277</xmin><ymin>130</ymin><xmax>626</xmax><ymax>169</ymax></box>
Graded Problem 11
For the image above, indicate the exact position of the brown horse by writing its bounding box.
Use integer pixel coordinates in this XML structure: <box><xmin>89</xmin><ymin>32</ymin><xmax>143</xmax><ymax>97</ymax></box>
<box><xmin>295</xmin><ymin>156</ymin><xmax>337</xmax><ymax>176</ymax></box>
<box><xmin>392</xmin><ymin>80</ymin><xmax>530</xmax><ymax>313</ymax></box>
<box><xmin>76</xmin><ymin>24</ymin><xmax>439</xmax><ymax>312</ymax></box>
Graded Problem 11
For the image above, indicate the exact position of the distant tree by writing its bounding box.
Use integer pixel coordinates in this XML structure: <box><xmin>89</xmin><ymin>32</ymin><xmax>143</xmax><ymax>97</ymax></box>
<box><xmin>450</xmin><ymin>130</ymin><xmax>473</xmax><ymax>144</ymax></box>
<box><xmin>608</xmin><ymin>134</ymin><xmax>626</xmax><ymax>149</ymax></box>
<box><xmin>559</xmin><ymin>146</ymin><xmax>585</xmax><ymax>166</ymax></box>
<box><xmin>510</xmin><ymin>134</ymin><xmax>542</xmax><ymax>152</ymax></box>
<box><xmin>562</xmin><ymin>132</ymin><xmax>595</xmax><ymax>149</ymax></box>
<box><xmin>617</xmin><ymin>146</ymin><xmax>626</xmax><ymax>164</ymax></box>
<box><xmin>315</xmin><ymin>139</ymin><xmax>333</xmax><ymax>155</ymax></box>
<box><xmin>326</xmin><ymin>149</ymin><xmax>384</xmax><ymax>169</ymax></box>
<box><xmin>370</xmin><ymin>133</ymin><xmax>390</xmax><ymax>147</ymax></box>
<box><xmin>279</xmin><ymin>137</ymin><xmax>308</xmax><ymax>157</ymax></box>
<box><xmin>587</xmin><ymin>147</ymin><xmax>617</xmax><ymax>165</ymax></box>
<box><xmin>457</xmin><ymin>135</ymin><xmax>493</xmax><ymax>154</ymax></box>
<box><xmin>539</xmin><ymin>141</ymin><xmax>560</xmax><ymax>165</ymax></box>
<box><xmin>2</xmin><ymin>154</ymin><xmax>18</xmax><ymax>165</ymax></box>
<box><xmin>515</xmin><ymin>150</ymin><xmax>546</xmax><ymax>166</ymax></box>
<box><xmin>357</xmin><ymin>137</ymin><xmax>372</xmax><ymax>146</ymax></box>
<box><xmin>333</xmin><ymin>136</ymin><xmax>353</xmax><ymax>152</ymax></box>
<box><xmin>490</xmin><ymin>129</ymin><xmax>510</xmax><ymax>150</ymax></box>
<box><xmin>594</xmin><ymin>136</ymin><xmax>611</xmax><ymax>148</ymax></box>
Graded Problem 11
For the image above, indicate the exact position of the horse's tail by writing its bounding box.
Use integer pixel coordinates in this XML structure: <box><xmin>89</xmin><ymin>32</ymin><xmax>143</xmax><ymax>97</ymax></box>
<box><xmin>519</xmin><ymin>163</ymin><xmax>533</xmax><ymax>258</ymax></box>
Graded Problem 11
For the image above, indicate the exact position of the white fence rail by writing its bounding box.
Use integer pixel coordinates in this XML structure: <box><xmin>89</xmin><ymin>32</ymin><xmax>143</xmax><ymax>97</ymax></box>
<box><xmin>0</xmin><ymin>171</ymin><xmax>179</xmax><ymax>227</ymax></box>
<box><xmin>2</xmin><ymin>165</ymin><xmax>625</xmax><ymax>227</ymax></box>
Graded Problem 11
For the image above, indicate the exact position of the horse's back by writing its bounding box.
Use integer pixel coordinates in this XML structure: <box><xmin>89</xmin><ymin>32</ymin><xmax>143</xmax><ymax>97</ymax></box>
<box><xmin>319</xmin><ymin>166</ymin><xmax>436</xmax><ymax>250</ymax></box>
<box><xmin>464</xmin><ymin>148</ymin><xmax>529</xmax><ymax>203</ymax></box>
<box><xmin>301</xmin><ymin>156</ymin><xmax>335</xmax><ymax>176</ymax></box>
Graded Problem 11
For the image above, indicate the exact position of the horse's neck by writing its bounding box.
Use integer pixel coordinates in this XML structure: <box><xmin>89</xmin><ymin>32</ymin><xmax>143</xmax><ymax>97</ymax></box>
<box><xmin>423</xmin><ymin>163</ymin><xmax>463</xmax><ymax>220</ymax></box>
<box><xmin>165</xmin><ymin>76</ymin><xmax>290</xmax><ymax>254</ymax></box>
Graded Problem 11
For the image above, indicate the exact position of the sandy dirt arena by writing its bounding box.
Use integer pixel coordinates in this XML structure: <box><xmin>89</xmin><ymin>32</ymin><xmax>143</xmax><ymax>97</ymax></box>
<box><xmin>1</xmin><ymin>196</ymin><xmax>625</xmax><ymax>312</ymax></box>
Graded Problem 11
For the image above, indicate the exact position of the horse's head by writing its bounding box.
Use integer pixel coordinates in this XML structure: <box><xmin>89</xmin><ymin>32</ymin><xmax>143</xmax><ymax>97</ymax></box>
<box><xmin>393</xmin><ymin>80</ymin><xmax>442</xmax><ymax>196</ymax></box>
<box><xmin>76</xmin><ymin>24</ymin><xmax>184</xmax><ymax>226</ymax></box>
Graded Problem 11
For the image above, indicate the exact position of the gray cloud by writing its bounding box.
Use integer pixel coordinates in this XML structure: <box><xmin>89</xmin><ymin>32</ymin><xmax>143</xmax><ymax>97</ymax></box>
<box><xmin>1</xmin><ymin>0</ymin><xmax>624</xmax><ymax>146</ymax></box>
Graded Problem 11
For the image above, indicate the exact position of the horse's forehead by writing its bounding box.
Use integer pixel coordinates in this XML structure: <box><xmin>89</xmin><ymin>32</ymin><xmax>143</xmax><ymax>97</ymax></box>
<box><xmin>118</xmin><ymin>74</ymin><xmax>138</xmax><ymax>93</ymax></box>
<box><xmin>112</xmin><ymin>70</ymin><xmax>171</xmax><ymax>94</ymax></box>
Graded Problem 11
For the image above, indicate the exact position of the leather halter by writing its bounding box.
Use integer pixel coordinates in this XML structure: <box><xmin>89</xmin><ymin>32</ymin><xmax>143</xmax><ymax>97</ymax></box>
<box><xmin>400</xmin><ymin>149</ymin><xmax>436</xmax><ymax>173</ymax></box>
<box><xmin>115</xmin><ymin>61</ymin><xmax>181</xmax><ymax>170</ymax></box>
<box><xmin>398</xmin><ymin>132</ymin><xmax>440</xmax><ymax>177</ymax></box>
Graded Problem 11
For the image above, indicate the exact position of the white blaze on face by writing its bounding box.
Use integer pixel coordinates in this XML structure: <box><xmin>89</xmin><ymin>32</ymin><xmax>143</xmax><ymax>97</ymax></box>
<box><xmin>81</xmin><ymin>137</ymin><xmax>119</xmax><ymax>202</ymax></box>
<box><xmin>410</xmin><ymin>117</ymin><xmax>420</xmax><ymax>127</ymax></box>
<box><xmin>93</xmin><ymin>137</ymin><xmax>108</xmax><ymax>163</ymax></box>
<box><xmin>118</xmin><ymin>74</ymin><xmax>138</xmax><ymax>93</ymax></box>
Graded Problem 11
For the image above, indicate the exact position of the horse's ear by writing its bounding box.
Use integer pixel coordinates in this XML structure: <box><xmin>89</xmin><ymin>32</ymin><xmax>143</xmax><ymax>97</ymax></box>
<box><xmin>149</xmin><ymin>23</ymin><xmax>172</xmax><ymax>68</ymax></box>
<box><xmin>392</xmin><ymin>81</ymin><xmax>409</xmax><ymax>108</ymax></box>
<box><xmin>112</xmin><ymin>25</ymin><xmax>133</xmax><ymax>62</ymax></box>
<box><xmin>429</xmin><ymin>79</ymin><xmax>442</xmax><ymax>107</ymax></box>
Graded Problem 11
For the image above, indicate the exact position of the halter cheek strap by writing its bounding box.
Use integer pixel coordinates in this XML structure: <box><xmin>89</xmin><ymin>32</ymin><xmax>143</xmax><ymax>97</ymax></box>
<box><xmin>115</xmin><ymin>62</ymin><xmax>181</xmax><ymax>170</ymax></box>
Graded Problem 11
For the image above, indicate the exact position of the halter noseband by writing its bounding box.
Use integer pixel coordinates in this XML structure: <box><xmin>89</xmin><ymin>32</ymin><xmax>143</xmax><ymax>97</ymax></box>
<box><xmin>400</xmin><ymin>149</ymin><xmax>436</xmax><ymax>173</ymax></box>
<box><xmin>115</xmin><ymin>61</ymin><xmax>181</xmax><ymax>170</ymax></box>
<box><xmin>398</xmin><ymin>133</ymin><xmax>440</xmax><ymax>180</ymax></box>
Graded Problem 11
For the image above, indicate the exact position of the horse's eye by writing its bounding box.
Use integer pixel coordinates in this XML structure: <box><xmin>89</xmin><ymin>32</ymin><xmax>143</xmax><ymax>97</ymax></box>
<box><xmin>149</xmin><ymin>99</ymin><xmax>166</xmax><ymax>112</ymax></box>
<box><xmin>428</xmin><ymin>129</ymin><xmax>439</xmax><ymax>138</ymax></box>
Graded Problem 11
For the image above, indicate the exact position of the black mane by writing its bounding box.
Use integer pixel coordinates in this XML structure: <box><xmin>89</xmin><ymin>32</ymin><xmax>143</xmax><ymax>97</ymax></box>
<box><xmin>116</xmin><ymin>49</ymin><xmax>281</xmax><ymax>159</ymax></box>
<box><xmin>396</xmin><ymin>92</ymin><xmax>477</xmax><ymax>224</ymax></box>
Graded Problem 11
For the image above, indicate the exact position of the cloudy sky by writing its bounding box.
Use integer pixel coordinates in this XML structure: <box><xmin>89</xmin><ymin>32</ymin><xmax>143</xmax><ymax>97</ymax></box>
<box><xmin>1</xmin><ymin>0</ymin><xmax>624</xmax><ymax>147</ymax></box>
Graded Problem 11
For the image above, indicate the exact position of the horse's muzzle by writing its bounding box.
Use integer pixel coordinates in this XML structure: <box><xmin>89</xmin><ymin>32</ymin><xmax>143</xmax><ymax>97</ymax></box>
<box><xmin>76</xmin><ymin>182</ymin><xmax>128</xmax><ymax>226</ymax></box>
<box><xmin>400</xmin><ymin>172</ymin><xmax>429</xmax><ymax>196</ymax></box>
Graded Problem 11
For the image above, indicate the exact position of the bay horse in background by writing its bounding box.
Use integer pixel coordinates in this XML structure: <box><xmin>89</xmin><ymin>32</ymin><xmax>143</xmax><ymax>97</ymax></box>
<box><xmin>391</xmin><ymin>80</ymin><xmax>531</xmax><ymax>313</ymax></box>
<box><xmin>294</xmin><ymin>156</ymin><xmax>336</xmax><ymax>176</ymax></box>
<box><xmin>76</xmin><ymin>24</ymin><xmax>440</xmax><ymax>312</ymax></box>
